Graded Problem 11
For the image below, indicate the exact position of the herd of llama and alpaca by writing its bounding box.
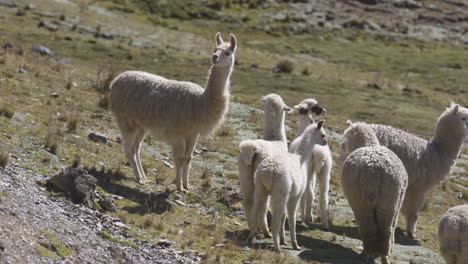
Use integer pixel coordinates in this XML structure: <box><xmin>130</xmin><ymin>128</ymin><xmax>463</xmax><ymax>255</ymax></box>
<box><xmin>109</xmin><ymin>33</ymin><xmax>468</xmax><ymax>263</ymax></box>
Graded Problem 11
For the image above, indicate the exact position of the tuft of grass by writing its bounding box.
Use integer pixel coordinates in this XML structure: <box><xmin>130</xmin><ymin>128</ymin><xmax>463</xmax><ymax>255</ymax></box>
<box><xmin>0</xmin><ymin>150</ymin><xmax>8</xmax><ymax>168</ymax></box>
<box><xmin>216</xmin><ymin>126</ymin><xmax>234</xmax><ymax>137</ymax></box>
<box><xmin>461</xmin><ymin>190</ymin><xmax>468</xmax><ymax>200</ymax></box>
<box><xmin>99</xmin><ymin>231</ymin><xmax>139</xmax><ymax>248</ymax></box>
<box><xmin>71</xmin><ymin>155</ymin><xmax>81</xmax><ymax>168</ymax></box>
<box><xmin>98</xmin><ymin>95</ymin><xmax>110</xmax><ymax>109</ymax></box>
<box><xmin>93</xmin><ymin>64</ymin><xmax>118</xmax><ymax>95</ymax></box>
<box><xmin>66</xmin><ymin>112</ymin><xmax>80</xmax><ymax>133</ymax></box>
<box><xmin>45</xmin><ymin>130</ymin><xmax>59</xmax><ymax>155</ymax></box>
<box><xmin>274</xmin><ymin>60</ymin><xmax>294</xmax><ymax>74</ymax></box>
<box><xmin>0</xmin><ymin>104</ymin><xmax>14</xmax><ymax>119</ymax></box>
<box><xmin>36</xmin><ymin>231</ymin><xmax>71</xmax><ymax>258</ymax></box>
<box><xmin>34</xmin><ymin>245</ymin><xmax>58</xmax><ymax>259</ymax></box>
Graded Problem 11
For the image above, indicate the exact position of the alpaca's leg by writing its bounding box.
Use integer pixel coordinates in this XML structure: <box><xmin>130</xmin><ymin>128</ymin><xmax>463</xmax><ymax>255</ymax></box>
<box><xmin>248</xmin><ymin>184</ymin><xmax>268</xmax><ymax>243</ymax></box>
<box><xmin>376</xmin><ymin>207</ymin><xmax>395</xmax><ymax>262</ymax></box>
<box><xmin>182</xmin><ymin>136</ymin><xmax>197</xmax><ymax>190</ymax></box>
<box><xmin>117</xmin><ymin>119</ymin><xmax>143</xmax><ymax>183</ymax></box>
<box><xmin>401</xmin><ymin>190</ymin><xmax>425</xmax><ymax>239</ymax></box>
<box><xmin>172</xmin><ymin>140</ymin><xmax>186</xmax><ymax>192</ymax></box>
<box><xmin>304</xmin><ymin>174</ymin><xmax>316</xmax><ymax>223</ymax></box>
<box><xmin>239</xmin><ymin>160</ymin><xmax>255</xmax><ymax>231</ymax></box>
<box><xmin>134</xmin><ymin>128</ymin><xmax>147</xmax><ymax>183</ymax></box>
<box><xmin>260</xmin><ymin>197</ymin><xmax>272</xmax><ymax>238</ymax></box>
<box><xmin>287</xmin><ymin>195</ymin><xmax>301</xmax><ymax>250</ymax></box>
<box><xmin>317</xmin><ymin>169</ymin><xmax>330</xmax><ymax>230</ymax></box>
<box><xmin>279</xmin><ymin>214</ymin><xmax>286</xmax><ymax>245</ymax></box>
<box><xmin>270</xmin><ymin>197</ymin><xmax>287</xmax><ymax>254</ymax></box>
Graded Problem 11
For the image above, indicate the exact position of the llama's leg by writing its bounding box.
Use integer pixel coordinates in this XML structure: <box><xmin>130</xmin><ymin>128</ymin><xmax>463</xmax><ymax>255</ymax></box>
<box><xmin>376</xmin><ymin>207</ymin><xmax>395</xmax><ymax>263</ymax></box>
<box><xmin>287</xmin><ymin>195</ymin><xmax>301</xmax><ymax>250</ymax></box>
<box><xmin>248</xmin><ymin>184</ymin><xmax>269</xmax><ymax>244</ymax></box>
<box><xmin>304</xmin><ymin>174</ymin><xmax>316</xmax><ymax>223</ymax></box>
<box><xmin>239</xmin><ymin>160</ymin><xmax>255</xmax><ymax>231</ymax></box>
<box><xmin>401</xmin><ymin>190</ymin><xmax>425</xmax><ymax>239</ymax></box>
<box><xmin>134</xmin><ymin>128</ymin><xmax>147</xmax><ymax>183</ymax></box>
<box><xmin>182</xmin><ymin>135</ymin><xmax>197</xmax><ymax>190</ymax></box>
<box><xmin>117</xmin><ymin>119</ymin><xmax>143</xmax><ymax>183</ymax></box>
<box><xmin>318</xmin><ymin>169</ymin><xmax>330</xmax><ymax>230</ymax></box>
<box><xmin>260</xmin><ymin>197</ymin><xmax>272</xmax><ymax>238</ymax></box>
<box><xmin>172</xmin><ymin>140</ymin><xmax>186</xmax><ymax>192</ymax></box>
<box><xmin>270</xmin><ymin>198</ymin><xmax>287</xmax><ymax>254</ymax></box>
<box><xmin>279</xmin><ymin>214</ymin><xmax>286</xmax><ymax>245</ymax></box>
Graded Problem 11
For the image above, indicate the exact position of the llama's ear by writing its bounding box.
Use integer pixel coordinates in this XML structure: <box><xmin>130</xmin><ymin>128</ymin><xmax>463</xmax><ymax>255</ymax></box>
<box><xmin>229</xmin><ymin>33</ymin><xmax>237</xmax><ymax>52</ymax></box>
<box><xmin>283</xmin><ymin>105</ymin><xmax>293</xmax><ymax>113</ymax></box>
<box><xmin>294</xmin><ymin>103</ymin><xmax>308</xmax><ymax>114</ymax></box>
<box><xmin>311</xmin><ymin>105</ymin><xmax>326</xmax><ymax>116</ymax></box>
<box><xmin>346</xmin><ymin>120</ymin><xmax>353</xmax><ymax>126</ymax></box>
<box><xmin>317</xmin><ymin>120</ymin><xmax>325</xmax><ymax>130</ymax></box>
<box><xmin>452</xmin><ymin>104</ymin><xmax>459</xmax><ymax>115</ymax></box>
<box><xmin>215</xmin><ymin>32</ymin><xmax>223</xmax><ymax>46</ymax></box>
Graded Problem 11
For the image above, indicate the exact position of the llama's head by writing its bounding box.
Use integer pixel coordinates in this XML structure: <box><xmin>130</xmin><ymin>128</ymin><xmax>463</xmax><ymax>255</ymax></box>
<box><xmin>342</xmin><ymin>121</ymin><xmax>379</xmax><ymax>154</ymax></box>
<box><xmin>438</xmin><ymin>102</ymin><xmax>468</xmax><ymax>138</ymax></box>
<box><xmin>212</xmin><ymin>32</ymin><xmax>237</xmax><ymax>67</ymax></box>
<box><xmin>262</xmin><ymin>93</ymin><xmax>292</xmax><ymax>118</ymax></box>
<box><xmin>305</xmin><ymin>120</ymin><xmax>328</xmax><ymax>146</ymax></box>
<box><xmin>294</xmin><ymin>98</ymin><xmax>327</xmax><ymax>121</ymax></box>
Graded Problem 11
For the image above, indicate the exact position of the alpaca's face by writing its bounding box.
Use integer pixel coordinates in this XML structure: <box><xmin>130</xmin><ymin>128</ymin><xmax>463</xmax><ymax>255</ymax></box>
<box><xmin>312</xmin><ymin>121</ymin><xmax>328</xmax><ymax>146</ymax></box>
<box><xmin>454</xmin><ymin>105</ymin><xmax>468</xmax><ymax>136</ymax></box>
<box><xmin>212</xmin><ymin>33</ymin><xmax>237</xmax><ymax>67</ymax></box>
<box><xmin>294</xmin><ymin>98</ymin><xmax>326</xmax><ymax>120</ymax></box>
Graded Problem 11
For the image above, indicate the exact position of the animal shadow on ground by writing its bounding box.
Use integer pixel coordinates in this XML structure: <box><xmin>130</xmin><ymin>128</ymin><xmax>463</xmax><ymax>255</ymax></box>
<box><xmin>296</xmin><ymin>233</ymin><xmax>365</xmax><ymax>264</ymax></box>
<box><xmin>225</xmin><ymin>229</ymin><xmax>275</xmax><ymax>250</ymax></box>
<box><xmin>85</xmin><ymin>166</ymin><xmax>173</xmax><ymax>214</ymax></box>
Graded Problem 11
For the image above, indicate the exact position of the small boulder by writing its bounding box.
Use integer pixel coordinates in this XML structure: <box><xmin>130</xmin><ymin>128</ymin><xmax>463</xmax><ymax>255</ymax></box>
<box><xmin>98</xmin><ymin>197</ymin><xmax>117</xmax><ymax>212</ymax></box>
<box><xmin>0</xmin><ymin>0</ymin><xmax>16</xmax><ymax>8</ymax></box>
<box><xmin>88</xmin><ymin>132</ymin><xmax>108</xmax><ymax>144</ymax></box>
<box><xmin>37</xmin><ymin>21</ymin><xmax>58</xmax><ymax>32</ymax></box>
<box><xmin>47</xmin><ymin>168</ymin><xmax>98</xmax><ymax>208</ymax></box>
<box><xmin>157</xmin><ymin>239</ymin><xmax>174</xmax><ymax>248</ymax></box>
<box><xmin>15</xmin><ymin>8</ymin><xmax>25</xmax><ymax>16</ymax></box>
<box><xmin>32</xmin><ymin>45</ymin><xmax>53</xmax><ymax>56</ymax></box>
<box><xmin>393</xmin><ymin>0</ymin><xmax>422</xmax><ymax>9</ymax></box>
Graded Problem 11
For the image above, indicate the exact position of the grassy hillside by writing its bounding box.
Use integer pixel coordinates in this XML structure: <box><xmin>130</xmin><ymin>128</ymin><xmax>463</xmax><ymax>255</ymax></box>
<box><xmin>0</xmin><ymin>0</ymin><xmax>467</xmax><ymax>263</ymax></box>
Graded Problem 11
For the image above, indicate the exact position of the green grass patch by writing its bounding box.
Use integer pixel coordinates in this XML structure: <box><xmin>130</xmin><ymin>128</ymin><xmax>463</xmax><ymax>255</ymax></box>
<box><xmin>99</xmin><ymin>231</ymin><xmax>139</xmax><ymax>248</ymax></box>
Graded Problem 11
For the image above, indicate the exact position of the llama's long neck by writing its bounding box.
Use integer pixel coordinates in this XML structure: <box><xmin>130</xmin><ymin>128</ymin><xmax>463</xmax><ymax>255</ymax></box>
<box><xmin>203</xmin><ymin>64</ymin><xmax>233</xmax><ymax>100</ymax></box>
<box><xmin>263</xmin><ymin>111</ymin><xmax>287</xmax><ymax>143</ymax></box>
<box><xmin>292</xmin><ymin>130</ymin><xmax>317</xmax><ymax>168</ymax></box>
<box><xmin>431</xmin><ymin>119</ymin><xmax>465</xmax><ymax>165</ymax></box>
<box><xmin>296</xmin><ymin>114</ymin><xmax>314</xmax><ymax>136</ymax></box>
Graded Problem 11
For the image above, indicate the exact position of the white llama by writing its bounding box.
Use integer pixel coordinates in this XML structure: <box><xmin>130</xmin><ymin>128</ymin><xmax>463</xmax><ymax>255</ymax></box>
<box><xmin>110</xmin><ymin>33</ymin><xmax>237</xmax><ymax>192</ymax></box>
<box><xmin>248</xmin><ymin>121</ymin><xmax>328</xmax><ymax>254</ymax></box>
<box><xmin>292</xmin><ymin>99</ymin><xmax>331</xmax><ymax>230</ymax></box>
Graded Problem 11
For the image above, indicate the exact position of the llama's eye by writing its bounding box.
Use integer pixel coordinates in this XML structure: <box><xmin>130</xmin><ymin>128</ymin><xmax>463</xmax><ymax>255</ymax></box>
<box><xmin>225</xmin><ymin>51</ymin><xmax>231</xmax><ymax>56</ymax></box>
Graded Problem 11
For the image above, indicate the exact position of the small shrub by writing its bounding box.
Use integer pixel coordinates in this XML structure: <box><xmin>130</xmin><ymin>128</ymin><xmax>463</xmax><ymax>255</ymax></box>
<box><xmin>0</xmin><ymin>150</ymin><xmax>8</xmax><ymax>168</ymax></box>
<box><xmin>45</xmin><ymin>131</ymin><xmax>59</xmax><ymax>155</ymax></box>
<box><xmin>71</xmin><ymin>156</ymin><xmax>81</xmax><ymax>168</ymax></box>
<box><xmin>216</xmin><ymin>126</ymin><xmax>233</xmax><ymax>137</ymax></box>
<box><xmin>302</xmin><ymin>67</ymin><xmax>310</xmax><ymax>75</ymax></box>
<box><xmin>462</xmin><ymin>190</ymin><xmax>468</xmax><ymax>200</ymax></box>
<box><xmin>273</xmin><ymin>60</ymin><xmax>294</xmax><ymax>74</ymax></box>
<box><xmin>93</xmin><ymin>64</ymin><xmax>117</xmax><ymax>94</ymax></box>
<box><xmin>66</xmin><ymin>112</ymin><xmax>80</xmax><ymax>132</ymax></box>
<box><xmin>0</xmin><ymin>104</ymin><xmax>14</xmax><ymax>119</ymax></box>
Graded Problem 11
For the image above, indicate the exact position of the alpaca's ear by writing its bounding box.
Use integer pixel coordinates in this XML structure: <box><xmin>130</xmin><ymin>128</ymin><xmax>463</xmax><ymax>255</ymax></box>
<box><xmin>452</xmin><ymin>104</ymin><xmax>459</xmax><ymax>115</ymax></box>
<box><xmin>215</xmin><ymin>32</ymin><xmax>223</xmax><ymax>46</ymax></box>
<box><xmin>311</xmin><ymin>105</ymin><xmax>325</xmax><ymax>116</ymax></box>
<box><xmin>317</xmin><ymin>120</ymin><xmax>325</xmax><ymax>129</ymax></box>
<box><xmin>346</xmin><ymin>120</ymin><xmax>353</xmax><ymax>126</ymax></box>
<box><xmin>283</xmin><ymin>105</ymin><xmax>293</xmax><ymax>113</ymax></box>
<box><xmin>294</xmin><ymin>103</ymin><xmax>308</xmax><ymax>114</ymax></box>
<box><xmin>229</xmin><ymin>33</ymin><xmax>237</xmax><ymax>52</ymax></box>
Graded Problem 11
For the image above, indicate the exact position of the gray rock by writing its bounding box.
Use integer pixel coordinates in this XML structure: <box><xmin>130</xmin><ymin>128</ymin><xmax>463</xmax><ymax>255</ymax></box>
<box><xmin>98</xmin><ymin>197</ymin><xmax>116</xmax><ymax>212</ymax></box>
<box><xmin>393</xmin><ymin>0</ymin><xmax>422</xmax><ymax>9</ymax></box>
<box><xmin>31</xmin><ymin>45</ymin><xmax>53</xmax><ymax>56</ymax></box>
<box><xmin>88</xmin><ymin>132</ymin><xmax>108</xmax><ymax>144</ymax></box>
<box><xmin>54</xmin><ymin>57</ymin><xmax>73</xmax><ymax>64</ymax></box>
<box><xmin>15</xmin><ymin>8</ymin><xmax>25</xmax><ymax>16</ymax></box>
<box><xmin>32</xmin><ymin>10</ymin><xmax>55</xmax><ymax>17</ymax></box>
<box><xmin>37</xmin><ymin>20</ymin><xmax>58</xmax><ymax>32</ymax></box>
<box><xmin>0</xmin><ymin>0</ymin><xmax>16</xmax><ymax>8</ymax></box>
<box><xmin>157</xmin><ymin>239</ymin><xmax>174</xmax><ymax>248</ymax></box>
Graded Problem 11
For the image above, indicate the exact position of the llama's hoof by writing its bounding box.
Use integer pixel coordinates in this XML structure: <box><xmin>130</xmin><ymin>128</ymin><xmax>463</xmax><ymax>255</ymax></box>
<box><xmin>138</xmin><ymin>179</ymin><xmax>147</xmax><ymax>185</ymax></box>
<box><xmin>407</xmin><ymin>233</ymin><xmax>419</xmax><ymax>241</ymax></box>
<box><xmin>274</xmin><ymin>249</ymin><xmax>283</xmax><ymax>256</ymax></box>
<box><xmin>263</xmin><ymin>231</ymin><xmax>272</xmax><ymax>238</ymax></box>
<box><xmin>292</xmin><ymin>244</ymin><xmax>301</xmax><ymax>251</ymax></box>
<box><xmin>280</xmin><ymin>239</ymin><xmax>286</xmax><ymax>245</ymax></box>
<box><xmin>177</xmin><ymin>187</ymin><xmax>188</xmax><ymax>193</ymax></box>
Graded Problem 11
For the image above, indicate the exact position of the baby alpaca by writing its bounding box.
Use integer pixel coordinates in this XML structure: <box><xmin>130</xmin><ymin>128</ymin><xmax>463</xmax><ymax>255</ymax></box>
<box><xmin>109</xmin><ymin>33</ymin><xmax>237</xmax><ymax>192</ymax></box>
<box><xmin>438</xmin><ymin>204</ymin><xmax>468</xmax><ymax>264</ymax></box>
<box><xmin>238</xmin><ymin>94</ymin><xmax>291</xmax><ymax>237</ymax></box>
<box><xmin>340</xmin><ymin>103</ymin><xmax>468</xmax><ymax>238</ymax></box>
<box><xmin>248</xmin><ymin>121</ymin><xmax>328</xmax><ymax>254</ymax></box>
<box><xmin>292</xmin><ymin>99</ymin><xmax>331</xmax><ymax>230</ymax></box>
<box><xmin>341</xmin><ymin>122</ymin><xmax>408</xmax><ymax>264</ymax></box>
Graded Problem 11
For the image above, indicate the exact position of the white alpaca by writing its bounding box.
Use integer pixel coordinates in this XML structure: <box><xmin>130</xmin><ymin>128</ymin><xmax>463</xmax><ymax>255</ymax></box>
<box><xmin>438</xmin><ymin>204</ymin><xmax>468</xmax><ymax>264</ymax></box>
<box><xmin>340</xmin><ymin>103</ymin><xmax>468</xmax><ymax>238</ymax></box>
<box><xmin>341</xmin><ymin>121</ymin><xmax>408</xmax><ymax>264</ymax></box>
<box><xmin>248</xmin><ymin>121</ymin><xmax>328</xmax><ymax>254</ymax></box>
<box><xmin>291</xmin><ymin>99</ymin><xmax>331</xmax><ymax>230</ymax></box>
<box><xmin>110</xmin><ymin>33</ymin><xmax>237</xmax><ymax>192</ymax></box>
<box><xmin>238</xmin><ymin>94</ymin><xmax>292</xmax><ymax>237</ymax></box>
